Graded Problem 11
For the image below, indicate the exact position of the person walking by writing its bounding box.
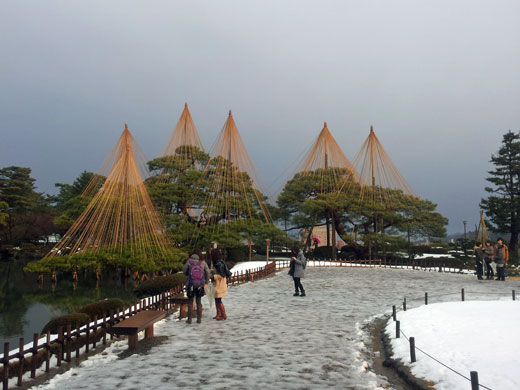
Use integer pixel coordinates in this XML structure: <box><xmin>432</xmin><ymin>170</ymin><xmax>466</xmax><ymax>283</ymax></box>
<box><xmin>474</xmin><ymin>241</ymin><xmax>484</xmax><ymax>280</ymax></box>
<box><xmin>483</xmin><ymin>240</ymin><xmax>495</xmax><ymax>280</ymax></box>
<box><xmin>183</xmin><ymin>250</ymin><xmax>210</xmax><ymax>324</ymax></box>
<box><xmin>211</xmin><ymin>248</ymin><xmax>231</xmax><ymax>320</ymax></box>
<box><xmin>290</xmin><ymin>246</ymin><xmax>307</xmax><ymax>296</ymax></box>
<box><xmin>494</xmin><ymin>238</ymin><xmax>509</xmax><ymax>281</ymax></box>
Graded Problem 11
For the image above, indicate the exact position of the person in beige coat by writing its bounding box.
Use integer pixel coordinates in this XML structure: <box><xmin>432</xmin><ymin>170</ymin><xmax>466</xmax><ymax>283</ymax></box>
<box><xmin>210</xmin><ymin>249</ymin><xmax>232</xmax><ymax>320</ymax></box>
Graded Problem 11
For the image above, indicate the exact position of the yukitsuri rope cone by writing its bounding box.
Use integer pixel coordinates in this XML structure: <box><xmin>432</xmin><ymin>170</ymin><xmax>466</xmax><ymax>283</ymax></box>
<box><xmin>198</xmin><ymin>110</ymin><xmax>273</xmax><ymax>238</ymax></box>
<box><xmin>161</xmin><ymin>102</ymin><xmax>205</xmax><ymax>170</ymax></box>
<box><xmin>282</xmin><ymin>121</ymin><xmax>360</xmax><ymax>255</ymax></box>
<box><xmin>29</xmin><ymin>125</ymin><xmax>177</xmax><ymax>274</ymax></box>
<box><xmin>476</xmin><ymin>211</ymin><xmax>490</xmax><ymax>245</ymax></box>
<box><xmin>297</xmin><ymin>121</ymin><xmax>360</xmax><ymax>193</ymax></box>
<box><xmin>343</xmin><ymin>125</ymin><xmax>416</xmax><ymax>259</ymax></box>
<box><xmin>344</xmin><ymin>125</ymin><xmax>415</xmax><ymax>201</ymax></box>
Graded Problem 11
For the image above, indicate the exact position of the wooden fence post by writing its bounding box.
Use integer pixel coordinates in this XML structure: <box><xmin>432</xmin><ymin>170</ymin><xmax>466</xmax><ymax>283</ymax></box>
<box><xmin>31</xmin><ymin>333</ymin><xmax>38</xmax><ymax>378</ymax></box>
<box><xmin>45</xmin><ymin>331</ymin><xmax>50</xmax><ymax>372</ymax></box>
<box><xmin>85</xmin><ymin>322</ymin><xmax>89</xmax><ymax>353</ymax></box>
<box><xmin>75</xmin><ymin>323</ymin><xmax>80</xmax><ymax>361</ymax></box>
<box><xmin>66</xmin><ymin>323</ymin><xmax>72</xmax><ymax>362</ymax></box>
<box><xmin>396</xmin><ymin>321</ymin><xmax>400</xmax><ymax>338</ymax></box>
<box><xmin>102</xmin><ymin>313</ymin><xmax>107</xmax><ymax>345</ymax></box>
<box><xmin>403</xmin><ymin>297</ymin><xmax>407</xmax><ymax>311</ymax></box>
<box><xmin>93</xmin><ymin>316</ymin><xmax>98</xmax><ymax>349</ymax></box>
<box><xmin>57</xmin><ymin>327</ymin><xmax>63</xmax><ymax>366</ymax></box>
<box><xmin>470</xmin><ymin>371</ymin><xmax>479</xmax><ymax>390</ymax></box>
<box><xmin>425</xmin><ymin>292</ymin><xmax>428</xmax><ymax>305</ymax></box>
<box><xmin>2</xmin><ymin>342</ymin><xmax>9</xmax><ymax>390</ymax></box>
<box><xmin>392</xmin><ymin>305</ymin><xmax>396</xmax><ymax>321</ymax></box>
<box><xmin>513</xmin><ymin>290</ymin><xmax>516</xmax><ymax>301</ymax></box>
<box><xmin>409</xmin><ymin>337</ymin><xmax>416</xmax><ymax>363</ymax></box>
<box><xmin>109</xmin><ymin>310</ymin><xmax>114</xmax><ymax>340</ymax></box>
<box><xmin>17</xmin><ymin>338</ymin><xmax>24</xmax><ymax>387</ymax></box>
<box><xmin>461</xmin><ymin>288</ymin><xmax>465</xmax><ymax>301</ymax></box>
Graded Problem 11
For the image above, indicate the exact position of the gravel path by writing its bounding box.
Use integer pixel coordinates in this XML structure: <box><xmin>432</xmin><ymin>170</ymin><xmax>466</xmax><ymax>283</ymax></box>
<box><xmin>31</xmin><ymin>268</ymin><xmax>518</xmax><ymax>390</ymax></box>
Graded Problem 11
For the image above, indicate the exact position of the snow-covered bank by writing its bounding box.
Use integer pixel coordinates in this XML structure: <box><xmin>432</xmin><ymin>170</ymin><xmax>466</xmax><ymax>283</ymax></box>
<box><xmin>385</xmin><ymin>301</ymin><xmax>520</xmax><ymax>390</ymax></box>
<box><xmin>28</xmin><ymin>268</ymin><xmax>517</xmax><ymax>390</ymax></box>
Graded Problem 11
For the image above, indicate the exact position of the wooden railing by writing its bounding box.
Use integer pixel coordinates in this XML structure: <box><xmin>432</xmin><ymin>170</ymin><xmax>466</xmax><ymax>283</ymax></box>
<box><xmin>274</xmin><ymin>257</ymin><xmax>469</xmax><ymax>273</ymax></box>
<box><xmin>0</xmin><ymin>284</ymin><xmax>185</xmax><ymax>390</ymax></box>
<box><xmin>275</xmin><ymin>258</ymin><xmax>383</xmax><ymax>269</ymax></box>
<box><xmin>0</xmin><ymin>263</ymin><xmax>279</xmax><ymax>390</ymax></box>
<box><xmin>227</xmin><ymin>261</ymin><xmax>277</xmax><ymax>285</ymax></box>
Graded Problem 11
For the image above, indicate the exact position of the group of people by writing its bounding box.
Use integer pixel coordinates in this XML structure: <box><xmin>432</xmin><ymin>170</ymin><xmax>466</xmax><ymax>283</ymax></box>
<box><xmin>474</xmin><ymin>238</ymin><xmax>509</xmax><ymax>281</ymax></box>
<box><xmin>182</xmin><ymin>248</ymin><xmax>232</xmax><ymax>324</ymax></box>
<box><xmin>182</xmin><ymin>246</ymin><xmax>308</xmax><ymax>323</ymax></box>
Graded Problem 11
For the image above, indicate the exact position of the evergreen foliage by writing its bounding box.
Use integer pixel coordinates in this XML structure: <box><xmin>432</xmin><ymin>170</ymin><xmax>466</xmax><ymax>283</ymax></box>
<box><xmin>481</xmin><ymin>130</ymin><xmax>520</xmax><ymax>256</ymax></box>
<box><xmin>134</xmin><ymin>273</ymin><xmax>187</xmax><ymax>298</ymax></box>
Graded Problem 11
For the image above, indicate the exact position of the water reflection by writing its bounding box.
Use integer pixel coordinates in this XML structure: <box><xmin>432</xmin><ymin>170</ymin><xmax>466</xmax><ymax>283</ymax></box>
<box><xmin>0</xmin><ymin>258</ymin><xmax>138</xmax><ymax>347</ymax></box>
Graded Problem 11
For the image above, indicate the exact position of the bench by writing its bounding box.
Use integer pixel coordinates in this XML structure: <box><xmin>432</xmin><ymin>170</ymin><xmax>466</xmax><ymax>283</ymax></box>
<box><xmin>170</xmin><ymin>295</ymin><xmax>190</xmax><ymax>319</ymax></box>
<box><xmin>111</xmin><ymin>310</ymin><xmax>166</xmax><ymax>350</ymax></box>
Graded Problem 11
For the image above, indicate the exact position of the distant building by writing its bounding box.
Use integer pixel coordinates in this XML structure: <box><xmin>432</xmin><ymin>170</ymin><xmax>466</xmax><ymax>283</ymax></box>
<box><xmin>300</xmin><ymin>225</ymin><xmax>344</xmax><ymax>249</ymax></box>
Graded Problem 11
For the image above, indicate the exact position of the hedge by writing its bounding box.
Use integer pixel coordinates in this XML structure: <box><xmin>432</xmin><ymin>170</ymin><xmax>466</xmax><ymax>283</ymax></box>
<box><xmin>134</xmin><ymin>273</ymin><xmax>187</xmax><ymax>298</ymax></box>
<box><xmin>41</xmin><ymin>312</ymin><xmax>90</xmax><ymax>335</ymax></box>
<box><xmin>78</xmin><ymin>298</ymin><xmax>125</xmax><ymax>320</ymax></box>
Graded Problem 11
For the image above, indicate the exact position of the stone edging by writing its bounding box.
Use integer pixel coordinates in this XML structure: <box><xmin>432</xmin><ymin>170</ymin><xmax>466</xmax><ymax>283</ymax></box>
<box><xmin>380</xmin><ymin>317</ymin><xmax>436</xmax><ymax>390</ymax></box>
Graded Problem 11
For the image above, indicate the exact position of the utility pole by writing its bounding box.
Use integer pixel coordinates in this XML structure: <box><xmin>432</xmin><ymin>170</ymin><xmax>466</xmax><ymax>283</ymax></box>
<box><xmin>463</xmin><ymin>220</ymin><xmax>467</xmax><ymax>258</ymax></box>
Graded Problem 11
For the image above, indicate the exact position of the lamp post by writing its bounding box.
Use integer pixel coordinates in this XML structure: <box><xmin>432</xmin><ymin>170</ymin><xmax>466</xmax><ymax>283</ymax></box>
<box><xmin>463</xmin><ymin>221</ymin><xmax>467</xmax><ymax>257</ymax></box>
<box><xmin>266</xmin><ymin>239</ymin><xmax>271</xmax><ymax>264</ymax></box>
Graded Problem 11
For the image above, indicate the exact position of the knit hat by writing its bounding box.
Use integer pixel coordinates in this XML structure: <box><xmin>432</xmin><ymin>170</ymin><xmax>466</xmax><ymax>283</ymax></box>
<box><xmin>191</xmin><ymin>254</ymin><xmax>199</xmax><ymax>260</ymax></box>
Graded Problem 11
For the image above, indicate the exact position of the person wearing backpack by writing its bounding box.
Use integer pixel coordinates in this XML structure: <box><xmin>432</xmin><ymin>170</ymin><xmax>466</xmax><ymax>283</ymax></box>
<box><xmin>290</xmin><ymin>246</ymin><xmax>307</xmax><ymax>296</ymax></box>
<box><xmin>210</xmin><ymin>248</ymin><xmax>232</xmax><ymax>320</ymax></box>
<box><xmin>183</xmin><ymin>251</ymin><xmax>211</xmax><ymax>324</ymax></box>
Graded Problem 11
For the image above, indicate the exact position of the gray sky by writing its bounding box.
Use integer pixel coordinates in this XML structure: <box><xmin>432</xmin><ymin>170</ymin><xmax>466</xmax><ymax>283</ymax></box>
<box><xmin>1</xmin><ymin>0</ymin><xmax>519</xmax><ymax>234</ymax></box>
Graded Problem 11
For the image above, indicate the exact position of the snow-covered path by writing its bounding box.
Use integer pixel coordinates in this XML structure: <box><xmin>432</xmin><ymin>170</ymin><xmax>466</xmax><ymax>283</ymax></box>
<box><xmin>31</xmin><ymin>268</ymin><xmax>517</xmax><ymax>390</ymax></box>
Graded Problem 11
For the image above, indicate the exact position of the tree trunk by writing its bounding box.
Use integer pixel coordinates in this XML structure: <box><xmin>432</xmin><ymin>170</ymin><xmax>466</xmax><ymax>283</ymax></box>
<box><xmin>509</xmin><ymin>230</ymin><xmax>518</xmax><ymax>259</ymax></box>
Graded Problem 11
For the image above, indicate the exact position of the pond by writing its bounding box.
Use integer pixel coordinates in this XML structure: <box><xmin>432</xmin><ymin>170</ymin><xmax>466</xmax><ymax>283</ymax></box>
<box><xmin>0</xmin><ymin>257</ymin><xmax>139</xmax><ymax>347</ymax></box>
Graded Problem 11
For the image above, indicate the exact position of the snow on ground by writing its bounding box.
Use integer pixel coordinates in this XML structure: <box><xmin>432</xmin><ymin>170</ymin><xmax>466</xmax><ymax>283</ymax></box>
<box><xmin>29</xmin><ymin>268</ymin><xmax>518</xmax><ymax>390</ymax></box>
<box><xmin>386</xmin><ymin>300</ymin><xmax>520</xmax><ymax>390</ymax></box>
<box><xmin>230</xmin><ymin>261</ymin><xmax>270</xmax><ymax>274</ymax></box>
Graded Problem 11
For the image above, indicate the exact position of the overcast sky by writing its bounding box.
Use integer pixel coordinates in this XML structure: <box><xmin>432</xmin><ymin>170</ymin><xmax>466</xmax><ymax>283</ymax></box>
<box><xmin>1</xmin><ymin>1</ymin><xmax>519</xmax><ymax>234</ymax></box>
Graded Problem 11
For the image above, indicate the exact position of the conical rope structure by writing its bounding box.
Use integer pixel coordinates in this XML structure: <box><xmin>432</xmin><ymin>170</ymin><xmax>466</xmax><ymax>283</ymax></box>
<box><xmin>198</xmin><ymin>110</ymin><xmax>273</xmax><ymax>239</ymax></box>
<box><xmin>285</xmin><ymin>122</ymin><xmax>360</xmax><ymax>255</ymax></box>
<box><xmin>296</xmin><ymin>122</ymin><xmax>360</xmax><ymax>193</ymax></box>
<box><xmin>342</xmin><ymin>125</ymin><xmax>416</xmax><ymax>259</ymax></box>
<box><xmin>161</xmin><ymin>102</ymin><xmax>205</xmax><ymax>169</ymax></box>
<box><xmin>31</xmin><ymin>125</ymin><xmax>177</xmax><ymax>273</ymax></box>
<box><xmin>477</xmin><ymin>211</ymin><xmax>490</xmax><ymax>244</ymax></box>
<box><xmin>344</xmin><ymin>125</ymin><xmax>414</xmax><ymax>201</ymax></box>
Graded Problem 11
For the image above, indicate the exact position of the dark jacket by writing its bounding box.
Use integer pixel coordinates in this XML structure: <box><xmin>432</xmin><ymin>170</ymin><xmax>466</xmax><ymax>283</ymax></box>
<box><xmin>474</xmin><ymin>247</ymin><xmax>484</xmax><ymax>264</ymax></box>
<box><xmin>212</xmin><ymin>259</ymin><xmax>232</xmax><ymax>278</ymax></box>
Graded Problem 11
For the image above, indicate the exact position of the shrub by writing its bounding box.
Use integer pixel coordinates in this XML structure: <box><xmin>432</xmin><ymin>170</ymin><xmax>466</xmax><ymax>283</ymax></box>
<box><xmin>20</xmin><ymin>243</ymin><xmax>37</xmax><ymax>251</ymax></box>
<box><xmin>41</xmin><ymin>313</ymin><xmax>90</xmax><ymax>335</ymax></box>
<box><xmin>312</xmin><ymin>246</ymin><xmax>335</xmax><ymax>259</ymax></box>
<box><xmin>134</xmin><ymin>273</ymin><xmax>187</xmax><ymax>298</ymax></box>
<box><xmin>227</xmin><ymin>246</ymin><xmax>248</xmax><ymax>261</ymax></box>
<box><xmin>78</xmin><ymin>298</ymin><xmax>125</xmax><ymax>320</ymax></box>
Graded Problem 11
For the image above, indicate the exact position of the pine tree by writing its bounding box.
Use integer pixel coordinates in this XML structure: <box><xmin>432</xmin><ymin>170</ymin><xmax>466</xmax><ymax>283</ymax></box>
<box><xmin>481</xmin><ymin>130</ymin><xmax>520</xmax><ymax>257</ymax></box>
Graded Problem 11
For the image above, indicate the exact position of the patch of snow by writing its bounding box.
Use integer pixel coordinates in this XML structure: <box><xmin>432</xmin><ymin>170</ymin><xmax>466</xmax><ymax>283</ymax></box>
<box><xmin>386</xmin><ymin>300</ymin><xmax>520</xmax><ymax>390</ymax></box>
